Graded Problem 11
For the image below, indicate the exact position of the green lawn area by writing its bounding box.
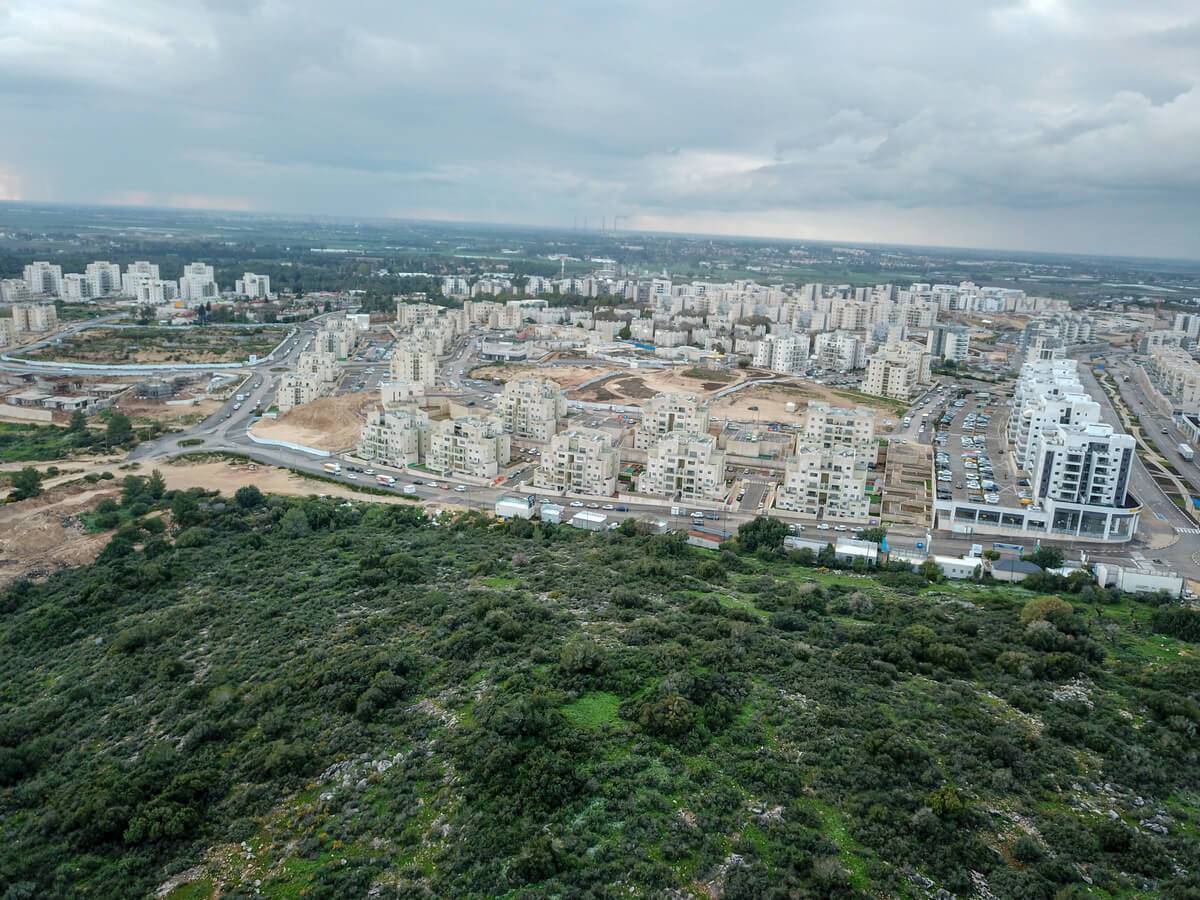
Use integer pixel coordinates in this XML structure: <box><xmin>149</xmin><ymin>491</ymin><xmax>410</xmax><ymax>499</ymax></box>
<box><xmin>562</xmin><ymin>691</ymin><xmax>622</xmax><ymax>728</ymax></box>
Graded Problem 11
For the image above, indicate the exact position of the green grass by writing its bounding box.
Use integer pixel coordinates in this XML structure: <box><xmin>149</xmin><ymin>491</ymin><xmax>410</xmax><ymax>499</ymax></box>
<box><xmin>479</xmin><ymin>575</ymin><xmax>518</xmax><ymax>589</ymax></box>
<box><xmin>561</xmin><ymin>691</ymin><xmax>622</xmax><ymax>728</ymax></box>
<box><xmin>164</xmin><ymin>879</ymin><xmax>214</xmax><ymax>900</ymax></box>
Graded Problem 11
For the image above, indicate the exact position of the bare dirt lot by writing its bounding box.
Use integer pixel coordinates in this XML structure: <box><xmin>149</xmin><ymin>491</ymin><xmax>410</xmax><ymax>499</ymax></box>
<box><xmin>119</xmin><ymin>396</ymin><xmax>225</xmax><ymax>428</ymax></box>
<box><xmin>0</xmin><ymin>481</ymin><xmax>121</xmax><ymax>590</ymax></box>
<box><xmin>20</xmin><ymin>326</ymin><xmax>283</xmax><ymax>365</ymax></box>
<box><xmin>469</xmin><ymin>364</ymin><xmax>616</xmax><ymax>391</ymax></box>
<box><xmin>711</xmin><ymin>382</ymin><xmax>905</xmax><ymax>425</ymax></box>
<box><xmin>250</xmin><ymin>394</ymin><xmax>378</xmax><ymax>452</ymax></box>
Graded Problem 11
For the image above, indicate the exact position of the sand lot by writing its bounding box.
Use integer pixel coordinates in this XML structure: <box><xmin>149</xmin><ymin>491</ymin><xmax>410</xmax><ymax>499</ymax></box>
<box><xmin>0</xmin><ymin>481</ymin><xmax>121</xmax><ymax>590</ymax></box>
<box><xmin>470</xmin><ymin>364</ymin><xmax>614</xmax><ymax>391</ymax></box>
<box><xmin>250</xmin><ymin>395</ymin><xmax>376</xmax><ymax>452</ymax></box>
<box><xmin>711</xmin><ymin>382</ymin><xmax>905</xmax><ymax>426</ymax></box>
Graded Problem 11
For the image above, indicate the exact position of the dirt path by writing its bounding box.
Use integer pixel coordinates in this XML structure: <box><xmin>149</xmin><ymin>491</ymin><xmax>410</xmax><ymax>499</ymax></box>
<box><xmin>0</xmin><ymin>481</ymin><xmax>121</xmax><ymax>590</ymax></box>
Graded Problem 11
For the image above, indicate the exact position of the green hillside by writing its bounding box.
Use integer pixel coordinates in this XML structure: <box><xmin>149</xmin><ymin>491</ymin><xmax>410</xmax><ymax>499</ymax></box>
<box><xmin>1</xmin><ymin>486</ymin><xmax>1199</xmax><ymax>898</ymax></box>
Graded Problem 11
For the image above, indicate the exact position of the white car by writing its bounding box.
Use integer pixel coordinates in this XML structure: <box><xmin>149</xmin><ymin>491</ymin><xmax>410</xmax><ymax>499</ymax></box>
<box><xmin>365</xmin><ymin>468</ymin><xmax>375</xmax><ymax>475</ymax></box>
<box><xmin>345</xmin><ymin>473</ymin><xmax>357</xmax><ymax>480</ymax></box>
<box><xmin>454</xmin><ymin>485</ymin><xmax>467</xmax><ymax>492</ymax></box>
<box><xmin>834</xmin><ymin>525</ymin><xmax>848</xmax><ymax>531</ymax></box>
<box><xmin>569</xmin><ymin>501</ymin><xmax>584</xmax><ymax>508</ymax></box>
<box><xmin>602</xmin><ymin>504</ymin><xmax>614</xmax><ymax>510</ymax></box>
<box><xmin>817</xmin><ymin>523</ymin><xmax>831</xmax><ymax>530</ymax></box>
<box><xmin>427</xmin><ymin>481</ymin><xmax>439</xmax><ymax>487</ymax></box>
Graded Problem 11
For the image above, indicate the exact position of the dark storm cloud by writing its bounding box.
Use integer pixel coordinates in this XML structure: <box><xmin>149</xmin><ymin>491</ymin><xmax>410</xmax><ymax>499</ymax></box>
<box><xmin>0</xmin><ymin>0</ymin><xmax>1197</xmax><ymax>255</ymax></box>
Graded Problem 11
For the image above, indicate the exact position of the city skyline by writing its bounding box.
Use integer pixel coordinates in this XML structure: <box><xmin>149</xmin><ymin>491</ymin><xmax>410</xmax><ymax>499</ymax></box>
<box><xmin>0</xmin><ymin>0</ymin><xmax>1198</xmax><ymax>257</ymax></box>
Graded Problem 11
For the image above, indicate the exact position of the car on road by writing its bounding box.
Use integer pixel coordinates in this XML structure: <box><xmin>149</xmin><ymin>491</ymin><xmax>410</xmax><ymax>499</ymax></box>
<box><xmin>426</xmin><ymin>481</ymin><xmax>439</xmax><ymax>487</ymax></box>
<box><xmin>834</xmin><ymin>525</ymin><xmax>848</xmax><ymax>531</ymax></box>
<box><xmin>365</xmin><ymin>469</ymin><xmax>375</xmax><ymax>475</ymax></box>
<box><xmin>602</xmin><ymin>504</ymin><xmax>614</xmax><ymax>510</ymax></box>
<box><xmin>587</xmin><ymin>503</ymin><xmax>600</xmax><ymax>509</ymax></box>
<box><xmin>817</xmin><ymin>523</ymin><xmax>831</xmax><ymax>530</ymax></box>
<box><xmin>569</xmin><ymin>501</ymin><xmax>584</xmax><ymax>507</ymax></box>
<box><xmin>345</xmin><ymin>473</ymin><xmax>357</xmax><ymax>480</ymax></box>
<box><xmin>454</xmin><ymin>485</ymin><xmax>467</xmax><ymax>492</ymax></box>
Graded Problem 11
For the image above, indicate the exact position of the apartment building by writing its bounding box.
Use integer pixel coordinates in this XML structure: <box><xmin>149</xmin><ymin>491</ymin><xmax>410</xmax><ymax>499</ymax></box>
<box><xmin>800</xmin><ymin>402</ymin><xmax>877</xmax><ymax>456</ymax></box>
<box><xmin>1144</xmin><ymin>347</ymin><xmax>1200</xmax><ymax>414</ymax></box>
<box><xmin>357</xmin><ymin>408</ymin><xmax>430</xmax><ymax>468</ymax></box>
<box><xmin>926</xmin><ymin>324</ymin><xmax>970</xmax><ymax>363</ymax></box>
<box><xmin>81</xmin><ymin>261</ymin><xmax>121</xmax><ymax>296</ymax></box>
<box><xmin>121</xmin><ymin>261</ymin><xmax>161</xmax><ymax>297</ymax></box>
<box><xmin>135</xmin><ymin>280</ymin><xmax>180</xmax><ymax>305</ymax></box>
<box><xmin>812</xmin><ymin>330</ymin><xmax>866</xmax><ymax>372</ymax></box>
<box><xmin>634</xmin><ymin>392</ymin><xmax>711</xmax><ymax>449</ymax></box>
<box><xmin>396</xmin><ymin>302</ymin><xmax>445</xmax><ymax>329</ymax></box>
<box><xmin>22</xmin><ymin>261</ymin><xmax>63</xmax><ymax>297</ymax></box>
<box><xmin>496</xmin><ymin>378</ymin><xmax>564</xmax><ymax>441</ymax></box>
<box><xmin>637</xmin><ymin>432</ymin><xmax>727</xmax><ymax>501</ymax></box>
<box><xmin>235</xmin><ymin>273</ymin><xmax>272</xmax><ymax>299</ymax></box>
<box><xmin>276</xmin><ymin>348</ymin><xmax>337</xmax><ymax>413</ymax></box>
<box><xmin>1174</xmin><ymin>313</ymin><xmax>1200</xmax><ymax>340</ymax></box>
<box><xmin>10</xmin><ymin>302</ymin><xmax>59</xmax><ymax>333</ymax></box>
<box><xmin>1007</xmin><ymin>360</ymin><xmax>1101</xmax><ymax>469</ymax></box>
<box><xmin>427</xmin><ymin>416</ymin><xmax>511</xmax><ymax>479</ymax></box>
<box><xmin>442</xmin><ymin>276</ymin><xmax>469</xmax><ymax>298</ymax></box>
<box><xmin>753</xmin><ymin>333</ymin><xmax>810</xmax><ymax>374</ymax></box>
<box><xmin>862</xmin><ymin>341</ymin><xmax>931</xmax><ymax>400</ymax></box>
<box><xmin>316</xmin><ymin>319</ymin><xmax>357</xmax><ymax>359</ymax></box>
<box><xmin>179</xmin><ymin>262</ymin><xmax>219</xmax><ymax>304</ymax></box>
<box><xmin>0</xmin><ymin>317</ymin><xmax>14</xmax><ymax>348</ymax></box>
<box><xmin>390</xmin><ymin>339</ymin><xmax>438</xmax><ymax>388</ymax></box>
<box><xmin>777</xmin><ymin>445</ymin><xmax>870</xmax><ymax>520</ymax></box>
<box><xmin>0</xmin><ymin>279</ymin><xmax>32</xmax><ymax>304</ymax></box>
<box><xmin>61</xmin><ymin>273</ymin><xmax>95</xmax><ymax>301</ymax></box>
<box><xmin>535</xmin><ymin>429</ymin><xmax>620</xmax><ymax>496</ymax></box>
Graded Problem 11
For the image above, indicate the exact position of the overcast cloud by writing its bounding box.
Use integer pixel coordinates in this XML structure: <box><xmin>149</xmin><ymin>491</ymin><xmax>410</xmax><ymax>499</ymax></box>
<box><xmin>1</xmin><ymin>0</ymin><xmax>1197</xmax><ymax>256</ymax></box>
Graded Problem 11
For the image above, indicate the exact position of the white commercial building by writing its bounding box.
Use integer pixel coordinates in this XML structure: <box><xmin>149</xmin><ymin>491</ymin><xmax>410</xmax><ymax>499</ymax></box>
<box><xmin>427</xmin><ymin>416</ymin><xmax>511</xmax><ymax>479</ymax></box>
<box><xmin>496</xmin><ymin>378</ymin><xmax>565</xmax><ymax>441</ymax></box>
<box><xmin>535</xmin><ymin>429</ymin><xmax>620</xmax><ymax>496</ymax></box>
<box><xmin>638</xmin><ymin>432</ymin><xmax>727</xmax><ymax>501</ymax></box>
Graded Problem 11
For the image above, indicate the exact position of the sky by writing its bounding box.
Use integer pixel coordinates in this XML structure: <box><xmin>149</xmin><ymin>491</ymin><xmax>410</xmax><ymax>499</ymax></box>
<box><xmin>0</xmin><ymin>0</ymin><xmax>1198</xmax><ymax>258</ymax></box>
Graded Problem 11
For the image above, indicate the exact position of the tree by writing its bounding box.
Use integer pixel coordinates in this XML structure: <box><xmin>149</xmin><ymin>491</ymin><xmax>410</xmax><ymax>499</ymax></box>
<box><xmin>1020</xmin><ymin>595</ymin><xmax>1075</xmax><ymax>630</ymax></box>
<box><xmin>146</xmin><ymin>469</ymin><xmax>167</xmax><ymax>500</ymax></box>
<box><xmin>234</xmin><ymin>485</ymin><xmax>264</xmax><ymax>509</ymax></box>
<box><xmin>737</xmin><ymin>516</ymin><xmax>787</xmax><ymax>554</ymax></box>
<box><xmin>67</xmin><ymin>410</ymin><xmax>87</xmax><ymax>433</ymax></box>
<box><xmin>917</xmin><ymin>559</ymin><xmax>943</xmax><ymax>583</ymax></box>
<box><xmin>105</xmin><ymin>412</ymin><xmax>133</xmax><ymax>446</ymax></box>
<box><xmin>10</xmin><ymin>467</ymin><xmax>44</xmax><ymax>500</ymax></box>
<box><xmin>280</xmin><ymin>507</ymin><xmax>311</xmax><ymax>539</ymax></box>
<box><xmin>858</xmin><ymin>526</ymin><xmax>887</xmax><ymax>545</ymax></box>
<box><xmin>1029</xmin><ymin>545</ymin><xmax>1065</xmax><ymax>569</ymax></box>
<box><xmin>617</xmin><ymin>324</ymin><xmax>632</xmax><ymax>340</ymax></box>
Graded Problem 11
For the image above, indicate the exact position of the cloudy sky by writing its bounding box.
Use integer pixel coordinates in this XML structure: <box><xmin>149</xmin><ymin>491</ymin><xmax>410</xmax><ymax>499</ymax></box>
<box><xmin>1</xmin><ymin>0</ymin><xmax>1198</xmax><ymax>256</ymax></box>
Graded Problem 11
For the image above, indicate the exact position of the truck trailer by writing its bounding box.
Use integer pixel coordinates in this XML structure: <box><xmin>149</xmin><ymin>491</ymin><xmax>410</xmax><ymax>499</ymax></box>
<box><xmin>376</xmin><ymin>474</ymin><xmax>397</xmax><ymax>486</ymax></box>
<box><xmin>322</xmin><ymin>462</ymin><xmax>342</xmax><ymax>474</ymax></box>
<box><xmin>1179</xmin><ymin>444</ymin><xmax>1195</xmax><ymax>462</ymax></box>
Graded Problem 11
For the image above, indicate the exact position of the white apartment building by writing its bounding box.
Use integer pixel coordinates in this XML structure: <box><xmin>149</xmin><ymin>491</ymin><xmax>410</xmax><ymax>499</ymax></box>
<box><xmin>10</xmin><ymin>302</ymin><xmax>58</xmax><ymax>333</ymax></box>
<box><xmin>427</xmin><ymin>416</ymin><xmax>511</xmax><ymax>479</ymax></box>
<box><xmin>637</xmin><ymin>432</ymin><xmax>727</xmax><ymax>501</ymax></box>
<box><xmin>390</xmin><ymin>339</ymin><xmax>437</xmax><ymax>388</ymax></box>
<box><xmin>380</xmin><ymin>381</ymin><xmax>426</xmax><ymax>408</ymax></box>
<box><xmin>927</xmin><ymin>324</ymin><xmax>970</xmax><ymax>363</ymax></box>
<box><xmin>801</xmin><ymin>402</ymin><xmax>877</xmax><ymax>456</ymax></box>
<box><xmin>1024</xmin><ymin>423</ymin><xmax>1137</xmax><ymax>540</ymax></box>
<box><xmin>0</xmin><ymin>317</ymin><xmax>14</xmax><ymax>348</ymax></box>
<box><xmin>777</xmin><ymin>445</ymin><xmax>870</xmax><ymax>520</ymax></box>
<box><xmin>1007</xmin><ymin>360</ymin><xmax>1101</xmax><ymax>469</ymax></box>
<box><xmin>862</xmin><ymin>341</ymin><xmax>931</xmax><ymax>400</ymax></box>
<box><xmin>442</xmin><ymin>276</ymin><xmax>469</xmax><ymax>298</ymax></box>
<box><xmin>496</xmin><ymin>378</ymin><xmax>565</xmax><ymax>441</ymax></box>
<box><xmin>524</xmin><ymin>276</ymin><xmax>553</xmax><ymax>296</ymax></box>
<box><xmin>23</xmin><ymin>262</ymin><xmax>63</xmax><ymax>297</ymax></box>
<box><xmin>179</xmin><ymin>262</ymin><xmax>219</xmax><ymax>305</ymax></box>
<box><xmin>135</xmin><ymin>280</ymin><xmax>180</xmax><ymax>305</ymax></box>
<box><xmin>535</xmin><ymin>429</ymin><xmax>620</xmax><ymax>496</ymax></box>
<box><xmin>276</xmin><ymin>348</ymin><xmax>337</xmax><ymax>413</ymax></box>
<box><xmin>635</xmin><ymin>392</ymin><xmax>711</xmax><ymax>449</ymax></box>
<box><xmin>358</xmin><ymin>407</ymin><xmax>430</xmax><ymax>467</ymax></box>
<box><xmin>812</xmin><ymin>330</ymin><xmax>866</xmax><ymax>372</ymax></box>
<box><xmin>121</xmin><ymin>261</ymin><xmax>161</xmax><ymax>297</ymax></box>
<box><xmin>235</xmin><ymin>273</ymin><xmax>272</xmax><ymax>299</ymax></box>
<box><xmin>396</xmin><ymin>302</ymin><xmax>445</xmax><ymax>329</ymax></box>
<box><xmin>1173</xmin><ymin>313</ymin><xmax>1200</xmax><ymax>340</ymax></box>
<box><xmin>1144</xmin><ymin>347</ymin><xmax>1200</xmax><ymax>414</ymax></box>
<box><xmin>85</xmin><ymin>261</ymin><xmax>122</xmax><ymax>296</ymax></box>
<box><xmin>0</xmin><ymin>279</ymin><xmax>32</xmax><ymax>304</ymax></box>
<box><xmin>316</xmin><ymin>319</ymin><xmax>357</xmax><ymax>359</ymax></box>
<box><xmin>61</xmin><ymin>273</ymin><xmax>94</xmax><ymax>301</ymax></box>
<box><xmin>753</xmin><ymin>333</ymin><xmax>810</xmax><ymax>374</ymax></box>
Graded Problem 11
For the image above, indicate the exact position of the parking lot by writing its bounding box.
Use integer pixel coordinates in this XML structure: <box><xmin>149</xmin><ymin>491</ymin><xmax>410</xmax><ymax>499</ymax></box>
<box><xmin>932</xmin><ymin>390</ymin><xmax>1029</xmax><ymax>509</ymax></box>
